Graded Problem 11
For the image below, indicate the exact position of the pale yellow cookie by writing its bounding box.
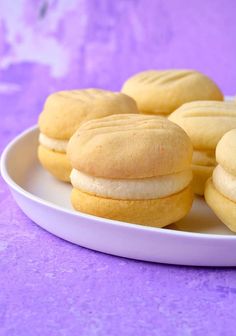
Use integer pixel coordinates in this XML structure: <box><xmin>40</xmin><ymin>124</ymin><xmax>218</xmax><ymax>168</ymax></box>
<box><xmin>71</xmin><ymin>185</ymin><xmax>193</xmax><ymax>228</ymax></box>
<box><xmin>204</xmin><ymin>130</ymin><xmax>236</xmax><ymax>232</ymax></box>
<box><xmin>169</xmin><ymin>101</ymin><xmax>236</xmax><ymax>150</ymax></box>
<box><xmin>68</xmin><ymin>114</ymin><xmax>193</xmax><ymax>226</ymax></box>
<box><xmin>205</xmin><ymin>178</ymin><xmax>236</xmax><ymax>233</ymax></box>
<box><xmin>38</xmin><ymin>89</ymin><xmax>138</xmax><ymax>181</ymax></box>
<box><xmin>122</xmin><ymin>70</ymin><xmax>223</xmax><ymax>115</ymax></box>
<box><xmin>169</xmin><ymin>101</ymin><xmax>236</xmax><ymax>195</ymax></box>
<box><xmin>39</xmin><ymin>89</ymin><xmax>138</xmax><ymax>140</ymax></box>
<box><xmin>68</xmin><ymin>114</ymin><xmax>193</xmax><ymax>179</ymax></box>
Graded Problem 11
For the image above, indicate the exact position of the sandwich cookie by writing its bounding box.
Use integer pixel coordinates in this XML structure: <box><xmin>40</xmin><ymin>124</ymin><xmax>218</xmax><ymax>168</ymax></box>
<box><xmin>121</xmin><ymin>69</ymin><xmax>223</xmax><ymax>116</ymax></box>
<box><xmin>169</xmin><ymin>101</ymin><xmax>236</xmax><ymax>195</ymax></box>
<box><xmin>205</xmin><ymin>129</ymin><xmax>236</xmax><ymax>233</ymax></box>
<box><xmin>38</xmin><ymin>89</ymin><xmax>138</xmax><ymax>181</ymax></box>
<box><xmin>67</xmin><ymin>114</ymin><xmax>193</xmax><ymax>227</ymax></box>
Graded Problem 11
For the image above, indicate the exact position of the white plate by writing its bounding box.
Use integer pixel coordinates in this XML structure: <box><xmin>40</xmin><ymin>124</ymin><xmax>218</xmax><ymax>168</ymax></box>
<box><xmin>1</xmin><ymin>126</ymin><xmax>236</xmax><ymax>267</ymax></box>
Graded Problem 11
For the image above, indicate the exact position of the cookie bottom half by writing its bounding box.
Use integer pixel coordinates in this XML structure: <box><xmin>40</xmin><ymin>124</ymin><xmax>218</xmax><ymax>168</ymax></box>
<box><xmin>192</xmin><ymin>164</ymin><xmax>215</xmax><ymax>196</ymax></box>
<box><xmin>205</xmin><ymin>178</ymin><xmax>236</xmax><ymax>233</ymax></box>
<box><xmin>38</xmin><ymin>145</ymin><xmax>71</xmax><ymax>182</ymax></box>
<box><xmin>71</xmin><ymin>185</ymin><xmax>193</xmax><ymax>227</ymax></box>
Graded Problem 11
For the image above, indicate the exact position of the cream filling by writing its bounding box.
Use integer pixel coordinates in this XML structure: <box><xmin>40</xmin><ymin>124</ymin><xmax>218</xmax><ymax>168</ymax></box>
<box><xmin>213</xmin><ymin>165</ymin><xmax>236</xmax><ymax>202</ymax></box>
<box><xmin>70</xmin><ymin>169</ymin><xmax>192</xmax><ymax>200</ymax></box>
<box><xmin>39</xmin><ymin>133</ymin><xmax>68</xmax><ymax>153</ymax></box>
<box><xmin>192</xmin><ymin>150</ymin><xmax>216</xmax><ymax>166</ymax></box>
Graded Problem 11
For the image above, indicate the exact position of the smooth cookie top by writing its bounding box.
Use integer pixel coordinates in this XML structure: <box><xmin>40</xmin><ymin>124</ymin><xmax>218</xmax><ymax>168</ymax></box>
<box><xmin>39</xmin><ymin>89</ymin><xmax>139</xmax><ymax>140</ymax></box>
<box><xmin>67</xmin><ymin>114</ymin><xmax>193</xmax><ymax>179</ymax></box>
<box><xmin>216</xmin><ymin>129</ymin><xmax>236</xmax><ymax>175</ymax></box>
<box><xmin>121</xmin><ymin>70</ymin><xmax>223</xmax><ymax>115</ymax></box>
<box><xmin>169</xmin><ymin>101</ymin><xmax>236</xmax><ymax>150</ymax></box>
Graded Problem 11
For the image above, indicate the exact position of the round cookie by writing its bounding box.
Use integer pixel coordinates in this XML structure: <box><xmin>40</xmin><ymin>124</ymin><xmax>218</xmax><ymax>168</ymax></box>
<box><xmin>68</xmin><ymin>114</ymin><xmax>193</xmax><ymax>179</ymax></box>
<box><xmin>205</xmin><ymin>129</ymin><xmax>236</xmax><ymax>233</ymax></box>
<box><xmin>39</xmin><ymin>89</ymin><xmax>138</xmax><ymax>140</ymax></box>
<box><xmin>38</xmin><ymin>89</ymin><xmax>138</xmax><ymax>181</ymax></box>
<box><xmin>169</xmin><ymin>101</ymin><xmax>236</xmax><ymax>150</ymax></box>
<box><xmin>169</xmin><ymin>101</ymin><xmax>236</xmax><ymax>195</ymax></box>
<box><xmin>71</xmin><ymin>185</ymin><xmax>193</xmax><ymax>228</ymax></box>
<box><xmin>205</xmin><ymin>179</ymin><xmax>236</xmax><ymax>233</ymax></box>
<box><xmin>67</xmin><ymin>114</ymin><xmax>193</xmax><ymax>227</ymax></box>
<box><xmin>121</xmin><ymin>70</ymin><xmax>223</xmax><ymax>115</ymax></box>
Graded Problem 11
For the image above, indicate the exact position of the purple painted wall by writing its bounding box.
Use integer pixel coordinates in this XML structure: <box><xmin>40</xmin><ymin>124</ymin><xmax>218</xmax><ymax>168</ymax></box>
<box><xmin>0</xmin><ymin>0</ymin><xmax>235</xmax><ymax>146</ymax></box>
<box><xmin>1</xmin><ymin>0</ymin><xmax>235</xmax><ymax>147</ymax></box>
<box><xmin>0</xmin><ymin>0</ymin><xmax>236</xmax><ymax>98</ymax></box>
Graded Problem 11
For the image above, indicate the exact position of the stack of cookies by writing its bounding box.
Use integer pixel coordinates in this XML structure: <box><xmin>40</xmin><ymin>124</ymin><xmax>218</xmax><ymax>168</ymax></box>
<box><xmin>37</xmin><ymin>68</ymin><xmax>236</xmax><ymax>233</ymax></box>
<box><xmin>67</xmin><ymin>114</ymin><xmax>193</xmax><ymax>227</ymax></box>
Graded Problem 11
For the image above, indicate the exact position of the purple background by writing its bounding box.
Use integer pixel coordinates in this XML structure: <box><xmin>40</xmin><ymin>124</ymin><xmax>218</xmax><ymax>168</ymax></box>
<box><xmin>1</xmin><ymin>1</ymin><xmax>236</xmax><ymax>335</ymax></box>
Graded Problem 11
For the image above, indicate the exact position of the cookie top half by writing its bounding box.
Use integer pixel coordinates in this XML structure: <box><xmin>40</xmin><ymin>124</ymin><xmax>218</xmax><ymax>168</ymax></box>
<box><xmin>121</xmin><ymin>70</ymin><xmax>223</xmax><ymax>115</ymax></box>
<box><xmin>169</xmin><ymin>101</ymin><xmax>236</xmax><ymax>150</ymax></box>
<box><xmin>39</xmin><ymin>89</ymin><xmax>139</xmax><ymax>140</ymax></box>
<box><xmin>67</xmin><ymin>114</ymin><xmax>193</xmax><ymax>179</ymax></box>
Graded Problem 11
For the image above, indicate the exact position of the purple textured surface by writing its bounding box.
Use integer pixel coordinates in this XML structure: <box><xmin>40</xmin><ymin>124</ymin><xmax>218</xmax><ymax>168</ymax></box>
<box><xmin>1</xmin><ymin>1</ymin><xmax>236</xmax><ymax>335</ymax></box>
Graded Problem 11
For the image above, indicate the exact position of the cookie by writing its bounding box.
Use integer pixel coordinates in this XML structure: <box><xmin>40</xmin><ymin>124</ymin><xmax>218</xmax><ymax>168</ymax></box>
<box><xmin>121</xmin><ymin>70</ymin><xmax>223</xmax><ymax>115</ymax></box>
<box><xmin>67</xmin><ymin>114</ymin><xmax>193</xmax><ymax>227</ymax></box>
<box><xmin>205</xmin><ymin>129</ymin><xmax>236</xmax><ymax>233</ymax></box>
<box><xmin>38</xmin><ymin>89</ymin><xmax>138</xmax><ymax>181</ymax></box>
<box><xmin>169</xmin><ymin>101</ymin><xmax>236</xmax><ymax>195</ymax></box>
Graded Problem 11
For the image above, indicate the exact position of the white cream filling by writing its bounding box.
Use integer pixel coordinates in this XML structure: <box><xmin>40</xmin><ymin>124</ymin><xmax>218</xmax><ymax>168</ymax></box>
<box><xmin>39</xmin><ymin>133</ymin><xmax>68</xmax><ymax>153</ymax></box>
<box><xmin>213</xmin><ymin>165</ymin><xmax>236</xmax><ymax>202</ymax></box>
<box><xmin>70</xmin><ymin>169</ymin><xmax>192</xmax><ymax>200</ymax></box>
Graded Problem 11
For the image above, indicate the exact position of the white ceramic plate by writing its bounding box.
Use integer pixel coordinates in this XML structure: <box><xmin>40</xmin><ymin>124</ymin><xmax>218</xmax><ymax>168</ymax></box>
<box><xmin>1</xmin><ymin>126</ymin><xmax>236</xmax><ymax>267</ymax></box>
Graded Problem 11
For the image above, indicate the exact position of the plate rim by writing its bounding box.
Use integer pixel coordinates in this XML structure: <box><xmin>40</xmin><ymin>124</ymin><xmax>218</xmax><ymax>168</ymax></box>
<box><xmin>1</xmin><ymin>125</ymin><xmax>236</xmax><ymax>241</ymax></box>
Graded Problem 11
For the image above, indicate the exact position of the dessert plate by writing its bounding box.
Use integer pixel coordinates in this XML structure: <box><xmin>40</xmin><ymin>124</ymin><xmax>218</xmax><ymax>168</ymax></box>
<box><xmin>1</xmin><ymin>126</ymin><xmax>236</xmax><ymax>266</ymax></box>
